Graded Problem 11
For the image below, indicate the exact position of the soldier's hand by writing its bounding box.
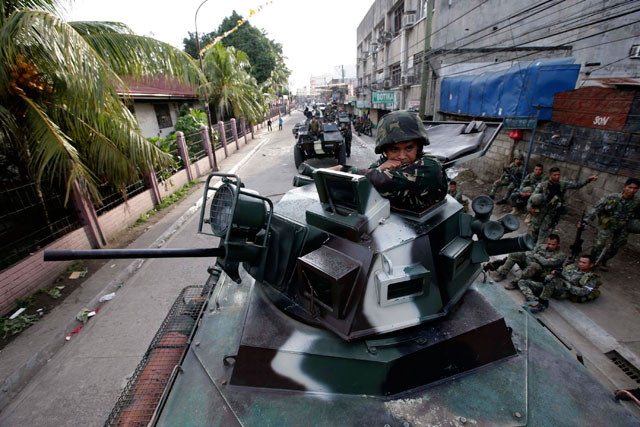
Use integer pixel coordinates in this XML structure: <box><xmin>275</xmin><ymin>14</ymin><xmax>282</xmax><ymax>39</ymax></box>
<box><xmin>584</xmin><ymin>286</ymin><xmax>594</xmax><ymax>292</ymax></box>
<box><xmin>520</xmin><ymin>192</ymin><xmax>531</xmax><ymax>197</ymax></box>
<box><xmin>529</xmin><ymin>207</ymin><xmax>536</xmax><ymax>216</ymax></box>
<box><xmin>587</xmin><ymin>175</ymin><xmax>598</xmax><ymax>182</ymax></box>
<box><xmin>378</xmin><ymin>159</ymin><xmax>403</xmax><ymax>171</ymax></box>
<box><xmin>494</xmin><ymin>179</ymin><xmax>501</xmax><ymax>184</ymax></box>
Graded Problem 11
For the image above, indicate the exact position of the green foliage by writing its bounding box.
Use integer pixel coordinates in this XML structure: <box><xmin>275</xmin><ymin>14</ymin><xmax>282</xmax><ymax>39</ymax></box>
<box><xmin>0</xmin><ymin>1</ymin><xmax>205</xmax><ymax>206</ymax></box>
<box><xmin>1</xmin><ymin>313</ymin><xmax>39</xmax><ymax>339</ymax></box>
<box><xmin>203</xmin><ymin>43</ymin><xmax>266</xmax><ymax>122</ymax></box>
<box><xmin>184</xmin><ymin>11</ymin><xmax>290</xmax><ymax>85</ymax></box>
<box><xmin>135</xmin><ymin>180</ymin><xmax>198</xmax><ymax>225</ymax></box>
<box><xmin>46</xmin><ymin>286</ymin><xmax>64</xmax><ymax>299</ymax></box>
<box><xmin>15</xmin><ymin>294</ymin><xmax>35</xmax><ymax>308</ymax></box>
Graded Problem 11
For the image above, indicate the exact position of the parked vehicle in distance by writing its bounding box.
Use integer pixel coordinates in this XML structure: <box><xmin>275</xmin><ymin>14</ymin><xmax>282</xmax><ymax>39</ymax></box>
<box><xmin>293</xmin><ymin>121</ymin><xmax>346</xmax><ymax>168</ymax></box>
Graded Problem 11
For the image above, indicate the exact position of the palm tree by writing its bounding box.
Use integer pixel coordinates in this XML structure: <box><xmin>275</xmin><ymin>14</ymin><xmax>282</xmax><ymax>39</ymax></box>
<box><xmin>0</xmin><ymin>0</ymin><xmax>204</xmax><ymax>206</ymax></box>
<box><xmin>202</xmin><ymin>43</ymin><xmax>266</xmax><ymax>123</ymax></box>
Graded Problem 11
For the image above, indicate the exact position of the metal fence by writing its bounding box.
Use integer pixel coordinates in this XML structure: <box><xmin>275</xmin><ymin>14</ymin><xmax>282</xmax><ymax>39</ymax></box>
<box><xmin>0</xmin><ymin>183</ymin><xmax>82</xmax><ymax>270</ymax></box>
<box><xmin>183</xmin><ymin>130</ymin><xmax>207</xmax><ymax>163</ymax></box>
<box><xmin>104</xmin><ymin>269</ymin><xmax>219</xmax><ymax>427</ymax></box>
<box><xmin>93</xmin><ymin>179</ymin><xmax>149</xmax><ymax>216</ymax></box>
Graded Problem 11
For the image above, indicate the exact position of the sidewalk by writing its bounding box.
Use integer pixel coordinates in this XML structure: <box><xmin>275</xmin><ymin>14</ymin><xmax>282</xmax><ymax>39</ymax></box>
<box><xmin>0</xmin><ymin>122</ymin><xmax>277</xmax><ymax>425</ymax></box>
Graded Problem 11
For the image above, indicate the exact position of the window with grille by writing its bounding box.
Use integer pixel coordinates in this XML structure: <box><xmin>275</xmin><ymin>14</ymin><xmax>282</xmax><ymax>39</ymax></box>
<box><xmin>154</xmin><ymin>104</ymin><xmax>173</xmax><ymax>129</ymax></box>
<box><xmin>414</xmin><ymin>52</ymin><xmax>424</xmax><ymax>82</ymax></box>
<box><xmin>393</xmin><ymin>2</ymin><xmax>404</xmax><ymax>35</ymax></box>
<box><xmin>391</xmin><ymin>63</ymin><xmax>401</xmax><ymax>87</ymax></box>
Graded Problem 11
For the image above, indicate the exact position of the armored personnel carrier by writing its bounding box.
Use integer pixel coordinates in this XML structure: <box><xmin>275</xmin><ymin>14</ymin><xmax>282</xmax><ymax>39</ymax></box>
<box><xmin>44</xmin><ymin>121</ymin><xmax>638</xmax><ymax>426</ymax></box>
<box><xmin>294</xmin><ymin>121</ymin><xmax>347</xmax><ymax>168</ymax></box>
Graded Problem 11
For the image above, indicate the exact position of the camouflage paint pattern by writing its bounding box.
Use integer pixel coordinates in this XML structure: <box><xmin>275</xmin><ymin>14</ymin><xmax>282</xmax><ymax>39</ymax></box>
<box><xmin>586</xmin><ymin>193</ymin><xmax>640</xmax><ymax>264</ymax></box>
<box><xmin>527</xmin><ymin>178</ymin><xmax>591</xmax><ymax>244</ymax></box>
<box><xmin>374</xmin><ymin>111</ymin><xmax>430</xmax><ymax>154</ymax></box>
<box><xmin>351</xmin><ymin>154</ymin><xmax>448</xmax><ymax>213</ymax></box>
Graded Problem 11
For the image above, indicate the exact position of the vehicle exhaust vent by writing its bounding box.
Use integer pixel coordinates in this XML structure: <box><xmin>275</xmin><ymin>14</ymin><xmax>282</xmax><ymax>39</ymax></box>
<box><xmin>605</xmin><ymin>350</ymin><xmax>640</xmax><ymax>384</ymax></box>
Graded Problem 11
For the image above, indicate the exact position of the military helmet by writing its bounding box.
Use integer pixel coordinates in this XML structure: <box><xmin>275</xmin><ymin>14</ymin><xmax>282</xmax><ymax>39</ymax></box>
<box><xmin>514</xmin><ymin>153</ymin><xmax>524</xmax><ymax>161</ymax></box>
<box><xmin>520</xmin><ymin>186</ymin><xmax>533</xmax><ymax>194</ymax></box>
<box><xmin>529</xmin><ymin>193</ymin><xmax>545</xmax><ymax>206</ymax></box>
<box><xmin>628</xmin><ymin>219</ymin><xmax>640</xmax><ymax>234</ymax></box>
<box><xmin>375</xmin><ymin>111</ymin><xmax>430</xmax><ymax>154</ymax></box>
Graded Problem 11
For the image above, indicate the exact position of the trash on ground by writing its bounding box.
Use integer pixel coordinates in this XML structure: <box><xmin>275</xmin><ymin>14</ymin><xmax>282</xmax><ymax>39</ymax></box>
<box><xmin>68</xmin><ymin>269</ymin><xmax>88</xmax><ymax>279</ymax></box>
<box><xmin>76</xmin><ymin>308</ymin><xmax>92</xmax><ymax>324</ymax></box>
<box><xmin>71</xmin><ymin>325</ymin><xmax>83</xmax><ymax>334</ymax></box>
<box><xmin>99</xmin><ymin>292</ymin><xmax>116</xmax><ymax>303</ymax></box>
<box><xmin>65</xmin><ymin>334</ymin><xmax>71</xmax><ymax>341</ymax></box>
<box><xmin>447</xmin><ymin>167</ymin><xmax>460</xmax><ymax>179</ymax></box>
<box><xmin>118</xmin><ymin>282</ymin><xmax>125</xmax><ymax>288</ymax></box>
<box><xmin>110</xmin><ymin>264</ymin><xmax>117</xmax><ymax>268</ymax></box>
<box><xmin>88</xmin><ymin>311</ymin><xmax>97</xmax><ymax>318</ymax></box>
<box><xmin>9</xmin><ymin>307</ymin><xmax>26</xmax><ymax>320</ymax></box>
<box><xmin>36</xmin><ymin>308</ymin><xmax>44</xmax><ymax>317</ymax></box>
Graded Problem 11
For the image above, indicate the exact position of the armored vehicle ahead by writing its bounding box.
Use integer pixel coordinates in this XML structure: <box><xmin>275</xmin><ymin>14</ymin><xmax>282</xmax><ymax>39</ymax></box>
<box><xmin>293</xmin><ymin>121</ymin><xmax>346</xmax><ymax>168</ymax></box>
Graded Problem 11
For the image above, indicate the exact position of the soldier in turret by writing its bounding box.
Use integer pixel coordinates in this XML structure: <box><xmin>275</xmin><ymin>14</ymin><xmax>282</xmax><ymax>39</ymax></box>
<box><xmin>527</xmin><ymin>167</ymin><xmax>598</xmax><ymax>245</ymax></box>
<box><xmin>448</xmin><ymin>180</ymin><xmax>469</xmax><ymax>212</ymax></box>
<box><xmin>524</xmin><ymin>254</ymin><xmax>602</xmax><ymax>314</ymax></box>
<box><xmin>509</xmin><ymin>163</ymin><xmax>544</xmax><ymax>215</ymax></box>
<box><xmin>489</xmin><ymin>153</ymin><xmax>525</xmax><ymax>204</ymax></box>
<box><xmin>331</xmin><ymin>110</ymin><xmax>447</xmax><ymax>213</ymax></box>
<box><xmin>491</xmin><ymin>234</ymin><xmax>565</xmax><ymax>287</ymax></box>
<box><xmin>579</xmin><ymin>177</ymin><xmax>640</xmax><ymax>271</ymax></box>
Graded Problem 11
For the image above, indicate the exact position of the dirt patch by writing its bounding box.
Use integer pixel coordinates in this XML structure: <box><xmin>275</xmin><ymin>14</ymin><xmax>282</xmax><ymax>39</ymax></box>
<box><xmin>0</xmin><ymin>182</ymin><xmax>203</xmax><ymax>350</ymax></box>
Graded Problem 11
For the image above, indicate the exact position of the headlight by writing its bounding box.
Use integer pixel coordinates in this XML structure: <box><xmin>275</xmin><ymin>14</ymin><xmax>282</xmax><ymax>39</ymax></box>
<box><xmin>210</xmin><ymin>184</ymin><xmax>235</xmax><ymax>237</ymax></box>
<box><xmin>209</xmin><ymin>183</ymin><xmax>267</xmax><ymax>239</ymax></box>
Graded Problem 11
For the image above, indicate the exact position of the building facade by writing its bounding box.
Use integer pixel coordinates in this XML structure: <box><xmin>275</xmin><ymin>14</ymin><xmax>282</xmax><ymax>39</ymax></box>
<box><xmin>356</xmin><ymin>0</ymin><xmax>639</xmax><ymax>123</ymax></box>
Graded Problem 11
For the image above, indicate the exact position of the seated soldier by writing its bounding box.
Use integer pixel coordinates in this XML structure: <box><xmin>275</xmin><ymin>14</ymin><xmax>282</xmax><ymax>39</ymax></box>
<box><xmin>448</xmin><ymin>180</ymin><xmax>469</xmax><ymax>212</ymax></box>
<box><xmin>523</xmin><ymin>254</ymin><xmax>602</xmax><ymax>314</ymax></box>
<box><xmin>509</xmin><ymin>163</ymin><xmax>544</xmax><ymax>215</ymax></box>
<box><xmin>491</xmin><ymin>234</ymin><xmax>565</xmax><ymax>288</ymax></box>
<box><xmin>330</xmin><ymin>111</ymin><xmax>447</xmax><ymax>213</ymax></box>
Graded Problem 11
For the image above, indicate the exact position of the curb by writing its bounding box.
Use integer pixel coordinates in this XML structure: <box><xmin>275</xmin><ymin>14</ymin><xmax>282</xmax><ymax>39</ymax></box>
<box><xmin>0</xmin><ymin>129</ymin><xmax>273</xmax><ymax>412</ymax></box>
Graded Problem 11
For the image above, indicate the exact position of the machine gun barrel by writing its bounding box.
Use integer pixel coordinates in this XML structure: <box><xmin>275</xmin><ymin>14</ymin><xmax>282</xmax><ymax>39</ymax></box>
<box><xmin>485</xmin><ymin>234</ymin><xmax>534</xmax><ymax>256</ymax></box>
<box><xmin>43</xmin><ymin>247</ymin><xmax>225</xmax><ymax>261</ymax></box>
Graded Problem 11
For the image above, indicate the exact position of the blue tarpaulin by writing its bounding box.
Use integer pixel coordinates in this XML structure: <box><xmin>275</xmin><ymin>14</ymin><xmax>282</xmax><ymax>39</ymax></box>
<box><xmin>439</xmin><ymin>58</ymin><xmax>580</xmax><ymax>120</ymax></box>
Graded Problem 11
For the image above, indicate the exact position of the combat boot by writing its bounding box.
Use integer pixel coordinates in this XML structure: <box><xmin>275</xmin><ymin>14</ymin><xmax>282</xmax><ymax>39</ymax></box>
<box><xmin>491</xmin><ymin>271</ymin><xmax>506</xmax><ymax>282</ymax></box>
<box><xmin>529</xmin><ymin>299</ymin><xmax>549</xmax><ymax>313</ymax></box>
<box><xmin>504</xmin><ymin>280</ymin><xmax>519</xmax><ymax>290</ymax></box>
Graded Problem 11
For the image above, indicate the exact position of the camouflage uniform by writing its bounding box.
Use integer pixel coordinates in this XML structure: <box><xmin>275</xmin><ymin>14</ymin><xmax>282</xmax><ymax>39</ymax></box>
<box><xmin>518</xmin><ymin>263</ymin><xmax>602</xmax><ymax>303</ymax></box>
<box><xmin>350</xmin><ymin>111</ymin><xmax>448</xmax><ymax>213</ymax></box>
<box><xmin>496</xmin><ymin>243</ymin><xmax>565</xmax><ymax>283</ymax></box>
<box><xmin>527</xmin><ymin>178</ymin><xmax>592</xmax><ymax>245</ymax></box>
<box><xmin>352</xmin><ymin>155</ymin><xmax>448</xmax><ymax>213</ymax></box>
<box><xmin>585</xmin><ymin>193</ymin><xmax>640</xmax><ymax>265</ymax></box>
<box><xmin>448</xmin><ymin>188</ymin><xmax>469</xmax><ymax>212</ymax></box>
<box><xmin>509</xmin><ymin>172</ymin><xmax>543</xmax><ymax>208</ymax></box>
<box><xmin>489</xmin><ymin>160</ymin><xmax>524</xmax><ymax>199</ymax></box>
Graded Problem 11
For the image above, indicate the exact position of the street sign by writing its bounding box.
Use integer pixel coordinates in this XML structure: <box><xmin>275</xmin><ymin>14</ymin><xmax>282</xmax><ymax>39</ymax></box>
<box><xmin>503</xmin><ymin>116</ymin><xmax>537</xmax><ymax>129</ymax></box>
<box><xmin>372</xmin><ymin>91</ymin><xmax>395</xmax><ymax>107</ymax></box>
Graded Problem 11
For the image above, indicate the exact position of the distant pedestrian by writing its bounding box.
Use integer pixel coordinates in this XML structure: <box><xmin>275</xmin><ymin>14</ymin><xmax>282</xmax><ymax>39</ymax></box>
<box><xmin>267</xmin><ymin>118</ymin><xmax>272</xmax><ymax>131</ymax></box>
<box><xmin>278</xmin><ymin>116</ymin><xmax>283</xmax><ymax>131</ymax></box>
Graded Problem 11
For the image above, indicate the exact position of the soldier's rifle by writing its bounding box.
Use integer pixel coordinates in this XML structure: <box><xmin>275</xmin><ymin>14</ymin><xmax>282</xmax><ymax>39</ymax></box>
<box><xmin>503</xmin><ymin>166</ymin><xmax>521</xmax><ymax>188</ymax></box>
<box><xmin>567</xmin><ymin>211</ymin><xmax>587</xmax><ymax>265</ymax></box>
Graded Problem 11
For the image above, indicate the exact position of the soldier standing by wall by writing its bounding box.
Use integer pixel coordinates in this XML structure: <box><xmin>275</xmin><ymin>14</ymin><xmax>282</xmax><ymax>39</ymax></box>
<box><xmin>509</xmin><ymin>164</ymin><xmax>544</xmax><ymax>215</ymax></box>
<box><xmin>527</xmin><ymin>167</ymin><xmax>598</xmax><ymax>245</ymax></box>
<box><xmin>579</xmin><ymin>177</ymin><xmax>640</xmax><ymax>271</ymax></box>
<box><xmin>489</xmin><ymin>153</ymin><xmax>525</xmax><ymax>204</ymax></box>
<box><xmin>525</xmin><ymin>254</ymin><xmax>602</xmax><ymax>313</ymax></box>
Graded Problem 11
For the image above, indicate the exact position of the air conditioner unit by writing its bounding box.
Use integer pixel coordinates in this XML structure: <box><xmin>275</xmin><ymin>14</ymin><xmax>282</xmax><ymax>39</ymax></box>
<box><xmin>361</xmin><ymin>50</ymin><xmax>370</xmax><ymax>56</ymax></box>
<box><xmin>383</xmin><ymin>79</ymin><xmax>392</xmax><ymax>89</ymax></box>
<box><xmin>403</xmin><ymin>12</ymin><xmax>417</xmax><ymax>29</ymax></box>
<box><xmin>401</xmin><ymin>75</ymin><xmax>416</xmax><ymax>86</ymax></box>
<box><xmin>378</xmin><ymin>31</ymin><xmax>393</xmax><ymax>43</ymax></box>
<box><xmin>630</xmin><ymin>45</ymin><xmax>640</xmax><ymax>59</ymax></box>
<box><xmin>371</xmin><ymin>82</ymin><xmax>379</xmax><ymax>90</ymax></box>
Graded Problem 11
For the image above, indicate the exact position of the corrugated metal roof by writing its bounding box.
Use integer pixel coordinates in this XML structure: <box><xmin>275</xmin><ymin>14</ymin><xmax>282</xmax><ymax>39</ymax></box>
<box><xmin>118</xmin><ymin>75</ymin><xmax>198</xmax><ymax>99</ymax></box>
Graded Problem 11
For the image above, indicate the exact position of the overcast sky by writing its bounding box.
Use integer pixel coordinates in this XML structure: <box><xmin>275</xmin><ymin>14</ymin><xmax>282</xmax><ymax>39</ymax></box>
<box><xmin>63</xmin><ymin>0</ymin><xmax>369</xmax><ymax>90</ymax></box>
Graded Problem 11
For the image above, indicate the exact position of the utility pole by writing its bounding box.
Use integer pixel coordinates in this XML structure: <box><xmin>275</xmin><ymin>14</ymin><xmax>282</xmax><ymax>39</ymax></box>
<box><xmin>418</xmin><ymin>0</ymin><xmax>434</xmax><ymax>119</ymax></box>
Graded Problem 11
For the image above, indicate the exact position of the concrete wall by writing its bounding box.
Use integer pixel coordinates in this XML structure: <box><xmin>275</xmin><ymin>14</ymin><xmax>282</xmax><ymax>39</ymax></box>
<box><xmin>453</xmin><ymin>119</ymin><xmax>639</xmax><ymax>252</ymax></box>
<box><xmin>431</xmin><ymin>0</ymin><xmax>640</xmax><ymax>83</ymax></box>
<box><xmin>133</xmin><ymin>100</ymin><xmax>201</xmax><ymax>139</ymax></box>
<box><xmin>0</xmin><ymin>123</ymin><xmax>257</xmax><ymax>317</ymax></box>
